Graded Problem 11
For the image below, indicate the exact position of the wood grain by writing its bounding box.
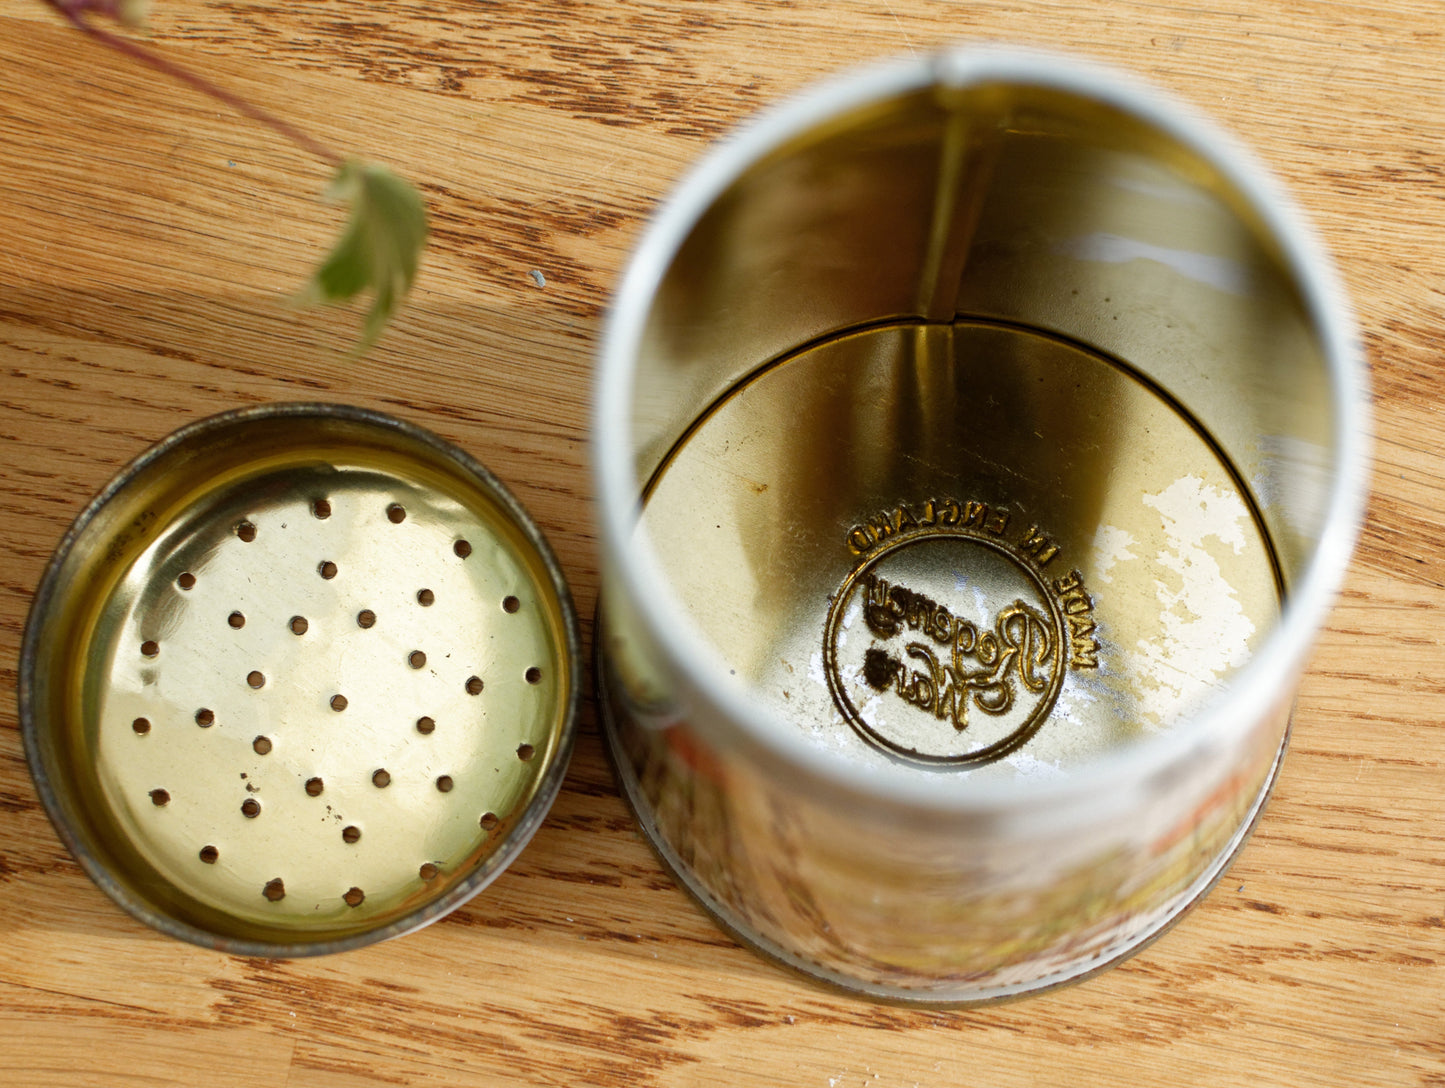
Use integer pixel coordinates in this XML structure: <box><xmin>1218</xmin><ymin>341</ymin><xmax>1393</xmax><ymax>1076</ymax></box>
<box><xmin>0</xmin><ymin>1</ymin><xmax>1441</xmax><ymax>1085</ymax></box>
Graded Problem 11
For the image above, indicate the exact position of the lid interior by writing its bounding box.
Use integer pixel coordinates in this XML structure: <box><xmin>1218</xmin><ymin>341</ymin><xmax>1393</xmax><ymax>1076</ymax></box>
<box><xmin>24</xmin><ymin>406</ymin><xmax>577</xmax><ymax>951</ymax></box>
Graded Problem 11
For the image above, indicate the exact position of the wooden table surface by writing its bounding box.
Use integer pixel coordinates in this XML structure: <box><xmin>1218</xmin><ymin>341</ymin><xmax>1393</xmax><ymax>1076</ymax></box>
<box><xmin>1</xmin><ymin>1</ymin><xmax>1441</xmax><ymax>1085</ymax></box>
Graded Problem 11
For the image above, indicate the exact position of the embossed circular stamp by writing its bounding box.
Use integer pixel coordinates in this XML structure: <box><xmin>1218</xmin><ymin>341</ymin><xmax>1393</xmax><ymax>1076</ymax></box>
<box><xmin>824</xmin><ymin>498</ymin><xmax>1098</xmax><ymax>766</ymax></box>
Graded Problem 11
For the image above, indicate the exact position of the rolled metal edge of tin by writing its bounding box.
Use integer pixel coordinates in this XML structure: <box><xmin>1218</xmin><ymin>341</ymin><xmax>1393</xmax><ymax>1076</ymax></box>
<box><xmin>592</xmin><ymin>45</ymin><xmax>1371</xmax><ymax>813</ymax></box>
<box><xmin>18</xmin><ymin>402</ymin><xmax>584</xmax><ymax>957</ymax></box>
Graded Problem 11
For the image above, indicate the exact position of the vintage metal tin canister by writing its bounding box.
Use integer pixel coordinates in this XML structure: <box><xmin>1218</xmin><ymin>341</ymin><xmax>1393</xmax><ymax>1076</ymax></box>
<box><xmin>20</xmin><ymin>404</ymin><xmax>580</xmax><ymax>955</ymax></box>
<box><xmin>594</xmin><ymin>50</ymin><xmax>1367</xmax><ymax>1001</ymax></box>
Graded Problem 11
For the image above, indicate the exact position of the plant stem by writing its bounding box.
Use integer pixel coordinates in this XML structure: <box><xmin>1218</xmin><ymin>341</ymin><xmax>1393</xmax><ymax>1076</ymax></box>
<box><xmin>43</xmin><ymin>0</ymin><xmax>344</xmax><ymax>168</ymax></box>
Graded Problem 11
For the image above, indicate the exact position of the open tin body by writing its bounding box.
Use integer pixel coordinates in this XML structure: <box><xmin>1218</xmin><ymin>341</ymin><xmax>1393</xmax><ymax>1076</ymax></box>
<box><xmin>21</xmin><ymin>404</ymin><xmax>581</xmax><ymax>955</ymax></box>
<box><xmin>594</xmin><ymin>50</ymin><xmax>1367</xmax><ymax>1001</ymax></box>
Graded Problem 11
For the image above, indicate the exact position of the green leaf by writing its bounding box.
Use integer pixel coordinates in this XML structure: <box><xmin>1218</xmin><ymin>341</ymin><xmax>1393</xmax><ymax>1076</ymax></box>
<box><xmin>300</xmin><ymin>158</ymin><xmax>429</xmax><ymax>352</ymax></box>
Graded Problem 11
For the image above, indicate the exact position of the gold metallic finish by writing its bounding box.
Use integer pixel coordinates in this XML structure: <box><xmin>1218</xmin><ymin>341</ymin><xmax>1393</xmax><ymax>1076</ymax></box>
<box><xmin>594</xmin><ymin>50</ymin><xmax>1367</xmax><ymax>1002</ymax></box>
<box><xmin>639</xmin><ymin>320</ymin><xmax>1280</xmax><ymax>773</ymax></box>
<box><xmin>22</xmin><ymin>404</ymin><xmax>581</xmax><ymax>955</ymax></box>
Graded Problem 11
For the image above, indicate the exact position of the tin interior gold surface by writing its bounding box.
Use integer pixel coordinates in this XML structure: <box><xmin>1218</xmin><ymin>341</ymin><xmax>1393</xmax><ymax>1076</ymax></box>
<box><xmin>639</xmin><ymin>319</ymin><xmax>1281</xmax><ymax>776</ymax></box>
<box><xmin>29</xmin><ymin>409</ymin><xmax>573</xmax><ymax>948</ymax></box>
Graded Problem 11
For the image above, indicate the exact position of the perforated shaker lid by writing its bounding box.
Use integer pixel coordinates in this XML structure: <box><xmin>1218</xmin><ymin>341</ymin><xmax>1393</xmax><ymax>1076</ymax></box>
<box><xmin>20</xmin><ymin>403</ymin><xmax>581</xmax><ymax>955</ymax></box>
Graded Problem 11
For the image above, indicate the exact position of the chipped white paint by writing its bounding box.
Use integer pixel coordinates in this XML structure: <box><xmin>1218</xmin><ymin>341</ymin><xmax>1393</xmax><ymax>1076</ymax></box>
<box><xmin>1002</xmin><ymin>750</ymin><xmax>1067</xmax><ymax>780</ymax></box>
<box><xmin>808</xmin><ymin>650</ymin><xmax>830</xmax><ymax>689</ymax></box>
<box><xmin>1131</xmin><ymin>476</ymin><xmax>1255</xmax><ymax>725</ymax></box>
<box><xmin>1092</xmin><ymin>524</ymin><xmax>1138</xmax><ymax>585</ymax></box>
